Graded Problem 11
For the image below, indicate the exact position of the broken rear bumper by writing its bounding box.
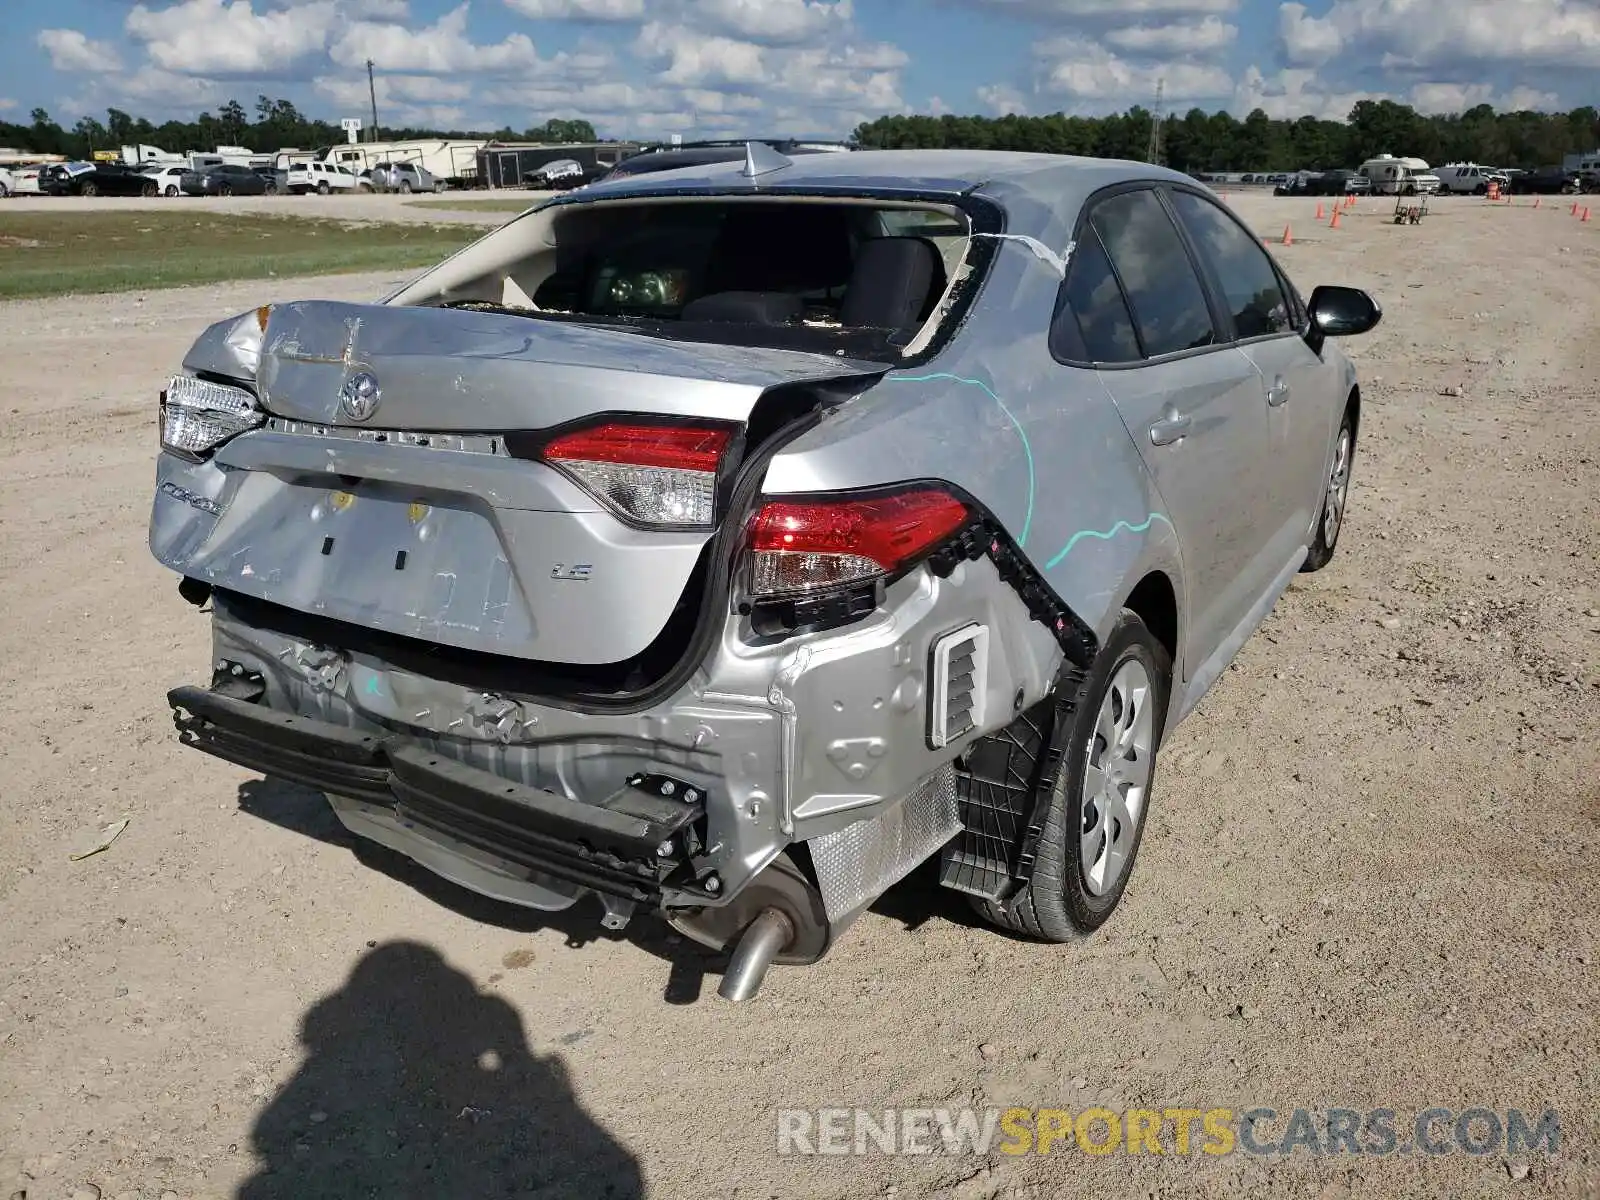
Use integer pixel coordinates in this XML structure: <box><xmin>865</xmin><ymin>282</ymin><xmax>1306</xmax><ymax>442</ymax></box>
<box><xmin>171</xmin><ymin>684</ymin><xmax>714</xmax><ymax>920</ymax></box>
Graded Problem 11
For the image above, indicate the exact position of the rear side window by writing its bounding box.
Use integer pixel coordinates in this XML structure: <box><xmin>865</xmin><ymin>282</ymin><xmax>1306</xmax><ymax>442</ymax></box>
<box><xmin>1169</xmin><ymin>190</ymin><xmax>1293</xmax><ymax>340</ymax></box>
<box><xmin>1090</xmin><ymin>190</ymin><xmax>1217</xmax><ymax>358</ymax></box>
<box><xmin>1050</xmin><ymin>225</ymin><xmax>1141</xmax><ymax>364</ymax></box>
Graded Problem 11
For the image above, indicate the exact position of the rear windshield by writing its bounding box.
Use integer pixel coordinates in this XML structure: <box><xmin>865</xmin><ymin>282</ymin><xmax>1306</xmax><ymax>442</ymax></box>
<box><xmin>422</xmin><ymin>197</ymin><xmax>979</xmax><ymax>361</ymax></box>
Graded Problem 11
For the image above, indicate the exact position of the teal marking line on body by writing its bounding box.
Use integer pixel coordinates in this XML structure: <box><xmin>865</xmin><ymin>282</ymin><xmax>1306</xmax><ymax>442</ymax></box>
<box><xmin>1044</xmin><ymin>513</ymin><xmax>1173</xmax><ymax>570</ymax></box>
<box><xmin>885</xmin><ymin>372</ymin><xmax>1035</xmax><ymax>547</ymax></box>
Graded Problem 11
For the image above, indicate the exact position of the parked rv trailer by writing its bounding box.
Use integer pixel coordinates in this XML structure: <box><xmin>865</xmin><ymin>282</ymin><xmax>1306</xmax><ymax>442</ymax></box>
<box><xmin>322</xmin><ymin>140</ymin><xmax>485</xmax><ymax>189</ymax></box>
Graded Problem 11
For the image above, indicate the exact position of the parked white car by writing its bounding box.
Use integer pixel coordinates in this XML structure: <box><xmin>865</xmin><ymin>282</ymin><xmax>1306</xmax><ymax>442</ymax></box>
<box><xmin>140</xmin><ymin>164</ymin><xmax>192</xmax><ymax>197</ymax></box>
<box><xmin>7</xmin><ymin>165</ymin><xmax>46</xmax><ymax>195</ymax></box>
<box><xmin>286</xmin><ymin>161</ymin><xmax>359</xmax><ymax>195</ymax></box>
<box><xmin>0</xmin><ymin>167</ymin><xmax>13</xmax><ymax>197</ymax></box>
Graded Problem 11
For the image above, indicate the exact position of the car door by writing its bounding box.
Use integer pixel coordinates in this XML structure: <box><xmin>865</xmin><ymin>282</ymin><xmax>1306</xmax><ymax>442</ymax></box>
<box><xmin>1055</xmin><ymin>185</ymin><xmax>1277</xmax><ymax>670</ymax></box>
<box><xmin>1166</xmin><ymin>187</ymin><xmax>1337</xmax><ymax>562</ymax></box>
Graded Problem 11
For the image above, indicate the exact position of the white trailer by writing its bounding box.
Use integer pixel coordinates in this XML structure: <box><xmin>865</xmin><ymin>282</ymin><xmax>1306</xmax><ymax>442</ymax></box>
<box><xmin>321</xmin><ymin>139</ymin><xmax>484</xmax><ymax>189</ymax></box>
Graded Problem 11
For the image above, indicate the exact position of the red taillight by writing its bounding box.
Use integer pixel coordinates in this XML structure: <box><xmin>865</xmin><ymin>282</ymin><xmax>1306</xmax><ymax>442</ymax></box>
<box><xmin>537</xmin><ymin>421</ymin><xmax>734</xmax><ymax>527</ymax></box>
<box><xmin>745</xmin><ymin>488</ymin><xmax>970</xmax><ymax>598</ymax></box>
<box><xmin>543</xmin><ymin>422</ymin><xmax>732</xmax><ymax>472</ymax></box>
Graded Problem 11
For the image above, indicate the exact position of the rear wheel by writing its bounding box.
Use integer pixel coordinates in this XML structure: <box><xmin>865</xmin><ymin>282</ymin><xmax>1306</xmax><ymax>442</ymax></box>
<box><xmin>142</xmin><ymin>181</ymin><xmax>157</xmax><ymax>197</ymax></box>
<box><xmin>1301</xmin><ymin>410</ymin><xmax>1354</xmax><ymax>572</ymax></box>
<box><xmin>399</xmin><ymin>179</ymin><xmax>414</xmax><ymax>194</ymax></box>
<box><xmin>81</xmin><ymin>181</ymin><xmax>98</xmax><ymax>197</ymax></box>
<box><xmin>219</xmin><ymin>184</ymin><xmax>233</xmax><ymax>197</ymax></box>
<box><xmin>972</xmin><ymin>610</ymin><xmax>1172</xmax><ymax>942</ymax></box>
<box><xmin>317</xmin><ymin>181</ymin><xmax>330</xmax><ymax>195</ymax></box>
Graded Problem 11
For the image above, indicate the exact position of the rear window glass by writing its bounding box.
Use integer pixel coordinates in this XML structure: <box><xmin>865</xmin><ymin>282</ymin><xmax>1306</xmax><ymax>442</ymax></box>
<box><xmin>530</xmin><ymin>201</ymin><xmax>963</xmax><ymax>330</ymax></box>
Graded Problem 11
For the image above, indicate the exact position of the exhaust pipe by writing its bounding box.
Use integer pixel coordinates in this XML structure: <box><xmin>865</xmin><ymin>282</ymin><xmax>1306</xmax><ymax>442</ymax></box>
<box><xmin>717</xmin><ymin>908</ymin><xmax>793</xmax><ymax>1002</ymax></box>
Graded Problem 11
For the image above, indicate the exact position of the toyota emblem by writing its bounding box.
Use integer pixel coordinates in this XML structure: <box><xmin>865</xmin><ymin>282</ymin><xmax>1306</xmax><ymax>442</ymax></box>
<box><xmin>339</xmin><ymin>371</ymin><xmax>380</xmax><ymax>422</ymax></box>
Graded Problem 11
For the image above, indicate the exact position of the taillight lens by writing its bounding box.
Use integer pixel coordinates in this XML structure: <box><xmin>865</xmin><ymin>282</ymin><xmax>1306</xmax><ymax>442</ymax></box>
<box><xmin>160</xmin><ymin>374</ymin><xmax>264</xmax><ymax>460</ymax></box>
<box><xmin>541</xmin><ymin>421</ymin><xmax>733</xmax><ymax>527</ymax></box>
<box><xmin>745</xmin><ymin>488</ymin><xmax>970</xmax><ymax>598</ymax></box>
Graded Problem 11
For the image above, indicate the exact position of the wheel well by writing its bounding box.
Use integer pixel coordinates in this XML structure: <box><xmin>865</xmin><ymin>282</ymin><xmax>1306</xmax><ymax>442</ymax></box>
<box><xmin>1346</xmin><ymin>384</ymin><xmax>1361</xmax><ymax>445</ymax></box>
<box><xmin>1124</xmin><ymin>571</ymin><xmax>1178</xmax><ymax>663</ymax></box>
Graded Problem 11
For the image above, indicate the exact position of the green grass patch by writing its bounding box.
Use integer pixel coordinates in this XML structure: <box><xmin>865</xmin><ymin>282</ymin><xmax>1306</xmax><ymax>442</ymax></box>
<box><xmin>405</xmin><ymin>198</ymin><xmax>535</xmax><ymax>213</ymax></box>
<box><xmin>0</xmin><ymin>211</ymin><xmax>481</xmax><ymax>300</ymax></box>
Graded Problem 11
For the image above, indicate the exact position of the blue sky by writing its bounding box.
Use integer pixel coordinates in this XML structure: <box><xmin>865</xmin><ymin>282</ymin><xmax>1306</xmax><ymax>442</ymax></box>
<box><xmin>1</xmin><ymin>0</ymin><xmax>1593</xmax><ymax>141</ymax></box>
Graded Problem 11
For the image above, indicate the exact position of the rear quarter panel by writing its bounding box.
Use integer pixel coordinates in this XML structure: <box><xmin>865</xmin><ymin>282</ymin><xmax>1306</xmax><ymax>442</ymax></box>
<box><xmin>761</xmin><ymin>174</ymin><xmax>1187</xmax><ymax>685</ymax></box>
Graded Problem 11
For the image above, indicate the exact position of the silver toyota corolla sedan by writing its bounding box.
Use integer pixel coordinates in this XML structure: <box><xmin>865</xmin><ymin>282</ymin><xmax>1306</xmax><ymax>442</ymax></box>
<box><xmin>149</xmin><ymin>146</ymin><xmax>1380</xmax><ymax>1000</ymax></box>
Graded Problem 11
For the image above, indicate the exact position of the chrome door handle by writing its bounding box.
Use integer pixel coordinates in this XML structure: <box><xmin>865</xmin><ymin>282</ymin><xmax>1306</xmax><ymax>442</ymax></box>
<box><xmin>1266</xmin><ymin>377</ymin><xmax>1291</xmax><ymax>406</ymax></box>
<box><xmin>1149</xmin><ymin>411</ymin><xmax>1192</xmax><ymax>446</ymax></box>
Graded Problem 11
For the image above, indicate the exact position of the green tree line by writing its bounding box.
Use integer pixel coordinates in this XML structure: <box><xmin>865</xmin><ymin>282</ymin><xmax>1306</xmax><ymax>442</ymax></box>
<box><xmin>1</xmin><ymin>96</ymin><xmax>597</xmax><ymax>159</ymax></box>
<box><xmin>853</xmin><ymin>100</ymin><xmax>1600</xmax><ymax>172</ymax></box>
<box><xmin>6</xmin><ymin>93</ymin><xmax>1596</xmax><ymax>172</ymax></box>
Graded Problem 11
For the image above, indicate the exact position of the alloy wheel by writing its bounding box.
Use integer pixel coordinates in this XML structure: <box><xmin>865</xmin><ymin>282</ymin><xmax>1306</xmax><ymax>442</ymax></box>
<box><xmin>1323</xmin><ymin>428</ymin><xmax>1352</xmax><ymax>547</ymax></box>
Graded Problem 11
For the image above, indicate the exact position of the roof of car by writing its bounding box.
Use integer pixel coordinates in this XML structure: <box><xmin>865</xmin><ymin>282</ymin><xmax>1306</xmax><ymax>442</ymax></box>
<box><xmin>574</xmin><ymin>147</ymin><xmax>1193</xmax><ymax>203</ymax></box>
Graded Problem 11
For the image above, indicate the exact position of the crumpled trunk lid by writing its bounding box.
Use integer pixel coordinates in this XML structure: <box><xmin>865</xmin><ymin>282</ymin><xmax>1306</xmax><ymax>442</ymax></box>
<box><xmin>252</xmin><ymin>300</ymin><xmax>879</xmax><ymax>430</ymax></box>
<box><xmin>158</xmin><ymin>300</ymin><xmax>884</xmax><ymax>671</ymax></box>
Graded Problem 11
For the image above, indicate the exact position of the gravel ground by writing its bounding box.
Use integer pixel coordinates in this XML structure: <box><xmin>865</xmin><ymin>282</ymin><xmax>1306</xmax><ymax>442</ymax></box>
<box><xmin>0</xmin><ymin>192</ymin><xmax>1596</xmax><ymax>1200</ymax></box>
<box><xmin>0</xmin><ymin>189</ymin><xmax>548</xmax><ymax>225</ymax></box>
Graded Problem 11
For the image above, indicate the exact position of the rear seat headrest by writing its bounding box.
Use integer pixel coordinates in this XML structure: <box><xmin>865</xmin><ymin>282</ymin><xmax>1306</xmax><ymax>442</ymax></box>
<box><xmin>840</xmin><ymin>237</ymin><xmax>946</xmax><ymax>334</ymax></box>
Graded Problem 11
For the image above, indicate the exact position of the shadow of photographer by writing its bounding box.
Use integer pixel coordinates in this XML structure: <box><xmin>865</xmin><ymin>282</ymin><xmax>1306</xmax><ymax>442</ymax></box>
<box><xmin>237</xmin><ymin>939</ymin><xmax>644</xmax><ymax>1199</ymax></box>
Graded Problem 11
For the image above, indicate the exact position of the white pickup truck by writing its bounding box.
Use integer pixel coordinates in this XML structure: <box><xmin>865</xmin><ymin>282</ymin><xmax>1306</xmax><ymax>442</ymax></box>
<box><xmin>1434</xmin><ymin>162</ymin><xmax>1511</xmax><ymax>195</ymax></box>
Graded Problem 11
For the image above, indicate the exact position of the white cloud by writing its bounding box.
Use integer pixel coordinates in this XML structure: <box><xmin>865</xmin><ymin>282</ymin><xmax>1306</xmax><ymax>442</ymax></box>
<box><xmin>331</xmin><ymin>3</ymin><xmax>539</xmax><ymax>73</ymax></box>
<box><xmin>126</xmin><ymin>0</ymin><xmax>338</xmax><ymax>75</ymax></box>
<box><xmin>1502</xmin><ymin>86</ymin><xmax>1562</xmax><ymax>111</ymax></box>
<box><xmin>969</xmin><ymin>0</ymin><xmax>1238</xmax><ymax>15</ymax></box>
<box><xmin>977</xmin><ymin>82</ymin><xmax>1030</xmax><ymax>115</ymax></box>
<box><xmin>36</xmin><ymin>28</ymin><xmax>124</xmax><ymax>72</ymax></box>
<box><xmin>1104</xmin><ymin>15</ymin><xmax>1236</xmax><ymax>55</ymax></box>
<box><xmin>1036</xmin><ymin>39</ymin><xmax>1234</xmax><ymax>101</ymax></box>
<box><xmin>502</xmin><ymin>0</ymin><xmax>645</xmax><ymax>19</ymax></box>
<box><xmin>1230</xmin><ymin>65</ymin><xmax>1384</xmax><ymax>120</ymax></box>
<box><xmin>0</xmin><ymin>98</ymin><xmax>16</xmax><ymax>112</ymax></box>
<box><xmin>691</xmin><ymin>0</ymin><xmax>854</xmax><ymax>45</ymax></box>
<box><xmin>1279</xmin><ymin>0</ymin><xmax>1600</xmax><ymax>72</ymax></box>
<box><xmin>633</xmin><ymin>22</ymin><xmax>769</xmax><ymax>85</ymax></box>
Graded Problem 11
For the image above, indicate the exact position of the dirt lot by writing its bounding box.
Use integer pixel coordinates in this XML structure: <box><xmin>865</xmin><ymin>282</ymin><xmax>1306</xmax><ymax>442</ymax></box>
<box><xmin>2</xmin><ymin>190</ymin><xmax>537</xmax><ymax>226</ymax></box>
<box><xmin>1</xmin><ymin>192</ymin><xmax>1596</xmax><ymax>1200</ymax></box>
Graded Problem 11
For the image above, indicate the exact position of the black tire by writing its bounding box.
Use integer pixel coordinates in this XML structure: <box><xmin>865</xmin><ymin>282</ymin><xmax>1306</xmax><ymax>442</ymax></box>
<box><xmin>142</xmin><ymin>182</ymin><xmax>157</xmax><ymax>197</ymax></box>
<box><xmin>972</xmin><ymin>609</ymin><xmax>1172</xmax><ymax>942</ymax></box>
<box><xmin>1301</xmin><ymin>407</ymin><xmax>1355</xmax><ymax>572</ymax></box>
<box><xmin>81</xmin><ymin>182</ymin><xmax>98</xmax><ymax>197</ymax></box>
<box><xmin>399</xmin><ymin>179</ymin><xmax>413</xmax><ymax>194</ymax></box>
<box><xmin>164</xmin><ymin>185</ymin><xmax>178</xmax><ymax>197</ymax></box>
<box><xmin>317</xmin><ymin>181</ymin><xmax>330</xmax><ymax>195</ymax></box>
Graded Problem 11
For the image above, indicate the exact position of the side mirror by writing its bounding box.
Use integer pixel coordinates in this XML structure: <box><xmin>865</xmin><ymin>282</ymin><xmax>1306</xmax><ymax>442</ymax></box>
<box><xmin>1306</xmin><ymin>285</ymin><xmax>1383</xmax><ymax>338</ymax></box>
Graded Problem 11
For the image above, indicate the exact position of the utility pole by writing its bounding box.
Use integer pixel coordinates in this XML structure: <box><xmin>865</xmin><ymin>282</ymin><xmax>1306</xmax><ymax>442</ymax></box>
<box><xmin>366</xmin><ymin>59</ymin><xmax>379</xmax><ymax>143</ymax></box>
<box><xmin>1146</xmin><ymin>76</ymin><xmax>1165</xmax><ymax>165</ymax></box>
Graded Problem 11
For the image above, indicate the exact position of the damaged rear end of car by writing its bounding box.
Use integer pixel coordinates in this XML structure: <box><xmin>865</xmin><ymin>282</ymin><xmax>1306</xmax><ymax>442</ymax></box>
<box><xmin>151</xmin><ymin>168</ymin><xmax>1083</xmax><ymax>998</ymax></box>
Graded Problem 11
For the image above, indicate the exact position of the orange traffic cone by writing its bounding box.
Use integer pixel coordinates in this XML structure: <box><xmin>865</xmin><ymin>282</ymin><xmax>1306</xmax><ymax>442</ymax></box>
<box><xmin>1314</xmin><ymin>201</ymin><xmax>1325</xmax><ymax>220</ymax></box>
<box><xmin>1533</xmin><ymin>196</ymin><xmax>1541</xmax><ymax>209</ymax></box>
<box><xmin>1329</xmin><ymin>207</ymin><xmax>1342</xmax><ymax>229</ymax></box>
<box><xmin>1572</xmin><ymin>201</ymin><xmax>1580</xmax><ymax>215</ymax></box>
<box><xmin>1346</xmin><ymin>192</ymin><xmax>1356</xmax><ymax>207</ymax></box>
<box><xmin>1584</xmin><ymin>207</ymin><xmax>1592</xmax><ymax>222</ymax></box>
<box><xmin>1281</xmin><ymin>224</ymin><xmax>1293</xmax><ymax>245</ymax></box>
